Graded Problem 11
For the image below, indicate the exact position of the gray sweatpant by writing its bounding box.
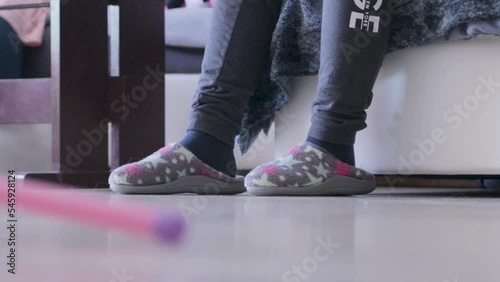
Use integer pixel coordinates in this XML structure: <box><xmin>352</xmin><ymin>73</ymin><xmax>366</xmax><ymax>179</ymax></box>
<box><xmin>188</xmin><ymin>0</ymin><xmax>393</xmax><ymax>146</ymax></box>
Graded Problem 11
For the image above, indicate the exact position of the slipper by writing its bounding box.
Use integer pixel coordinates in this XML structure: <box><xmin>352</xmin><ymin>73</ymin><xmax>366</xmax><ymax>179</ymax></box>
<box><xmin>245</xmin><ymin>143</ymin><xmax>376</xmax><ymax>196</ymax></box>
<box><xmin>109</xmin><ymin>143</ymin><xmax>245</xmax><ymax>194</ymax></box>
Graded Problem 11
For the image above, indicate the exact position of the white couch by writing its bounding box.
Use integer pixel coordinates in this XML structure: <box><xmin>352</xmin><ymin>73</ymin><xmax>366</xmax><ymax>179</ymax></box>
<box><xmin>275</xmin><ymin>36</ymin><xmax>500</xmax><ymax>175</ymax></box>
<box><xmin>166</xmin><ymin>36</ymin><xmax>500</xmax><ymax>175</ymax></box>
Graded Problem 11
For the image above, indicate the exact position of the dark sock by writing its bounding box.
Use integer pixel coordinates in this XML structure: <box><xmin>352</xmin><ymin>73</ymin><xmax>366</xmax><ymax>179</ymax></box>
<box><xmin>180</xmin><ymin>130</ymin><xmax>237</xmax><ymax>177</ymax></box>
<box><xmin>306</xmin><ymin>136</ymin><xmax>355</xmax><ymax>166</ymax></box>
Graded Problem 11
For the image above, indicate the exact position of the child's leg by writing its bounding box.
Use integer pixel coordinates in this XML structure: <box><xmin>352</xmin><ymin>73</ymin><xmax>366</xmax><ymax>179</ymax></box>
<box><xmin>307</xmin><ymin>0</ymin><xmax>393</xmax><ymax>165</ymax></box>
<box><xmin>182</xmin><ymin>0</ymin><xmax>283</xmax><ymax>177</ymax></box>
<box><xmin>245</xmin><ymin>0</ymin><xmax>392</xmax><ymax>196</ymax></box>
<box><xmin>109</xmin><ymin>0</ymin><xmax>284</xmax><ymax>194</ymax></box>
<box><xmin>189</xmin><ymin>0</ymin><xmax>283</xmax><ymax>145</ymax></box>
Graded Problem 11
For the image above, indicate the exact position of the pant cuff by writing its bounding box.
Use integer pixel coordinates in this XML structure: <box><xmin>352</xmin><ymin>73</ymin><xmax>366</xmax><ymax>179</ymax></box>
<box><xmin>307</xmin><ymin>124</ymin><xmax>357</xmax><ymax>145</ymax></box>
<box><xmin>187</xmin><ymin>111</ymin><xmax>239</xmax><ymax>147</ymax></box>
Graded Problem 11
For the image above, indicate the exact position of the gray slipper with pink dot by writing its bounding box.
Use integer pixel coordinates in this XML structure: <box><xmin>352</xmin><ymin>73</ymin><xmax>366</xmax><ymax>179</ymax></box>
<box><xmin>245</xmin><ymin>143</ymin><xmax>376</xmax><ymax>196</ymax></box>
<box><xmin>108</xmin><ymin>143</ymin><xmax>245</xmax><ymax>194</ymax></box>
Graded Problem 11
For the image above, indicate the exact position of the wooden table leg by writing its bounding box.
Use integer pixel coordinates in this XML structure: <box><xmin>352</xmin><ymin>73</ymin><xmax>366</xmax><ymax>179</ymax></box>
<box><xmin>25</xmin><ymin>0</ymin><xmax>110</xmax><ymax>187</ymax></box>
<box><xmin>26</xmin><ymin>0</ymin><xmax>165</xmax><ymax>187</ymax></box>
<box><xmin>113</xmin><ymin>0</ymin><xmax>165</xmax><ymax>166</ymax></box>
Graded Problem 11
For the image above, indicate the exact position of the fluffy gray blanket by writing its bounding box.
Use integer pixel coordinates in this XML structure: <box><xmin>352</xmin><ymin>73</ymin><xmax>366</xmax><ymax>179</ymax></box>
<box><xmin>236</xmin><ymin>0</ymin><xmax>500</xmax><ymax>153</ymax></box>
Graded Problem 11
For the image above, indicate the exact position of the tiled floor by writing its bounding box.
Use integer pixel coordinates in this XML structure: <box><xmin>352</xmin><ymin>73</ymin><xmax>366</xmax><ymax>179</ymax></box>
<box><xmin>1</xmin><ymin>187</ymin><xmax>500</xmax><ymax>282</ymax></box>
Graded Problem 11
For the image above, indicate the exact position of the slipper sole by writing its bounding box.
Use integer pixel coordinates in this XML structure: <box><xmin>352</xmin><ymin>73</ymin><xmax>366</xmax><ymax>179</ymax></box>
<box><xmin>110</xmin><ymin>175</ymin><xmax>246</xmax><ymax>195</ymax></box>
<box><xmin>245</xmin><ymin>175</ymin><xmax>376</xmax><ymax>196</ymax></box>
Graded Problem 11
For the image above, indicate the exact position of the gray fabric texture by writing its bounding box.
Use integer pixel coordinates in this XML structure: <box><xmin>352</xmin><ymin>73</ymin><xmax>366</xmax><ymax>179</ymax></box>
<box><xmin>165</xmin><ymin>8</ymin><xmax>212</xmax><ymax>48</ymax></box>
<box><xmin>236</xmin><ymin>0</ymin><xmax>500</xmax><ymax>153</ymax></box>
<box><xmin>189</xmin><ymin>0</ymin><xmax>283</xmax><ymax>147</ymax></box>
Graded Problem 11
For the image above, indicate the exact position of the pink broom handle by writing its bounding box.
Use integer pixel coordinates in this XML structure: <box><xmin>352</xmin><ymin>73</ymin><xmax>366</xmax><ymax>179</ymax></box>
<box><xmin>1</xmin><ymin>179</ymin><xmax>185</xmax><ymax>243</ymax></box>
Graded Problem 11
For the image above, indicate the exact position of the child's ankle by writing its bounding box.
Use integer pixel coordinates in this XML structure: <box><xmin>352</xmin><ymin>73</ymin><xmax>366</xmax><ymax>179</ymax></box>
<box><xmin>306</xmin><ymin>136</ymin><xmax>355</xmax><ymax>166</ymax></box>
<box><xmin>180</xmin><ymin>130</ymin><xmax>237</xmax><ymax>177</ymax></box>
